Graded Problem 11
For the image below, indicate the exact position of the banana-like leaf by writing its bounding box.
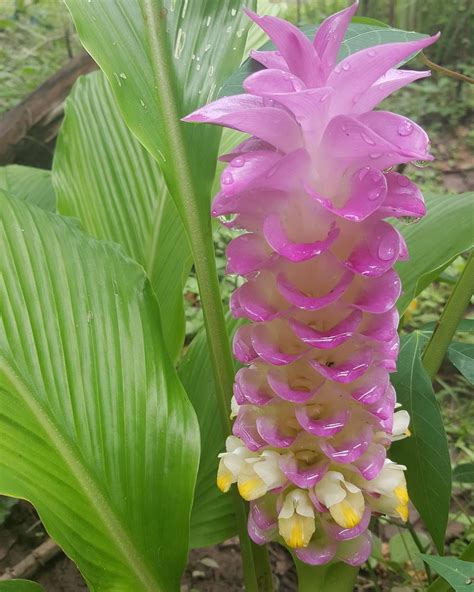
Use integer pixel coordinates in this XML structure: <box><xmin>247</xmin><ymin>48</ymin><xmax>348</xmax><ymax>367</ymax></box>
<box><xmin>0</xmin><ymin>191</ymin><xmax>199</xmax><ymax>591</ymax></box>
<box><xmin>65</xmin><ymin>0</ymin><xmax>255</xmax><ymax>225</ymax></box>
<box><xmin>0</xmin><ymin>165</ymin><xmax>55</xmax><ymax>212</ymax></box>
<box><xmin>390</xmin><ymin>332</ymin><xmax>451</xmax><ymax>554</ymax></box>
<box><xmin>179</xmin><ymin>316</ymin><xmax>242</xmax><ymax>548</ymax></box>
<box><xmin>396</xmin><ymin>192</ymin><xmax>474</xmax><ymax>313</ymax></box>
<box><xmin>53</xmin><ymin>71</ymin><xmax>190</xmax><ymax>362</ymax></box>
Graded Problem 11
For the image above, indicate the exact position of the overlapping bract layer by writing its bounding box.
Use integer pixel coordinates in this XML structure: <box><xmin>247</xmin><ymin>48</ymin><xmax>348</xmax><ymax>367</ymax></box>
<box><xmin>185</xmin><ymin>1</ymin><xmax>437</xmax><ymax>566</ymax></box>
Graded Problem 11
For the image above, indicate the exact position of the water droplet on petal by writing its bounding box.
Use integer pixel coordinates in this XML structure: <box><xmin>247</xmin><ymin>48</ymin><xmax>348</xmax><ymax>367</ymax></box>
<box><xmin>319</xmin><ymin>93</ymin><xmax>329</xmax><ymax>103</ymax></box>
<box><xmin>398</xmin><ymin>120</ymin><xmax>413</xmax><ymax>136</ymax></box>
<box><xmin>232</xmin><ymin>157</ymin><xmax>245</xmax><ymax>168</ymax></box>
<box><xmin>222</xmin><ymin>171</ymin><xmax>234</xmax><ymax>185</ymax></box>
<box><xmin>218</xmin><ymin>213</ymin><xmax>238</xmax><ymax>225</ymax></box>
<box><xmin>371</xmin><ymin>172</ymin><xmax>381</xmax><ymax>183</ymax></box>
<box><xmin>368</xmin><ymin>188</ymin><xmax>382</xmax><ymax>201</ymax></box>
<box><xmin>358</xmin><ymin>166</ymin><xmax>370</xmax><ymax>181</ymax></box>
<box><xmin>397</xmin><ymin>175</ymin><xmax>410</xmax><ymax>187</ymax></box>
<box><xmin>370</xmin><ymin>152</ymin><xmax>382</xmax><ymax>160</ymax></box>
<box><xmin>342</xmin><ymin>62</ymin><xmax>350</xmax><ymax>71</ymax></box>
<box><xmin>378</xmin><ymin>235</ymin><xmax>396</xmax><ymax>261</ymax></box>
<box><xmin>334</xmin><ymin>64</ymin><xmax>342</xmax><ymax>74</ymax></box>
<box><xmin>361</xmin><ymin>133</ymin><xmax>375</xmax><ymax>146</ymax></box>
<box><xmin>368</xmin><ymin>49</ymin><xmax>376</xmax><ymax>57</ymax></box>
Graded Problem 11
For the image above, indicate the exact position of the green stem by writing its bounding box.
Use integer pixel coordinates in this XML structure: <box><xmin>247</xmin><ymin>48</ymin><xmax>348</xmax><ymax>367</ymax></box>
<box><xmin>139</xmin><ymin>2</ymin><xmax>273</xmax><ymax>590</ymax></box>
<box><xmin>422</xmin><ymin>252</ymin><xmax>474</xmax><ymax>379</ymax></box>
<box><xmin>426</xmin><ymin>540</ymin><xmax>474</xmax><ymax>592</ymax></box>
<box><xmin>406</xmin><ymin>522</ymin><xmax>432</xmax><ymax>583</ymax></box>
<box><xmin>294</xmin><ymin>558</ymin><xmax>358</xmax><ymax>592</ymax></box>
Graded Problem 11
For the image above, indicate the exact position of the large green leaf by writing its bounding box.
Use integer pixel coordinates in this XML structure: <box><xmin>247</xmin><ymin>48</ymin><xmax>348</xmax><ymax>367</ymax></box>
<box><xmin>179</xmin><ymin>316</ymin><xmax>241</xmax><ymax>548</ymax></box>
<box><xmin>0</xmin><ymin>191</ymin><xmax>199</xmax><ymax>591</ymax></box>
<box><xmin>396</xmin><ymin>192</ymin><xmax>474</xmax><ymax>313</ymax></box>
<box><xmin>452</xmin><ymin>463</ymin><xmax>474</xmax><ymax>484</ymax></box>
<box><xmin>448</xmin><ymin>343</ymin><xmax>474</xmax><ymax>384</ymax></box>
<box><xmin>390</xmin><ymin>332</ymin><xmax>451</xmax><ymax>554</ymax></box>
<box><xmin>65</xmin><ymin>0</ymin><xmax>255</xmax><ymax>225</ymax></box>
<box><xmin>53</xmin><ymin>71</ymin><xmax>190</xmax><ymax>362</ymax></box>
<box><xmin>421</xmin><ymin>555</ymin><xmax>474</xmax><ymax>592</ymax></box>
<box><xmin>0</xmin><ymin>165</ymin><xmax>55</xmax><ymax>212</ymax></box>
<box><xmin>0</xmin><ymin>582</ymin><xmax>45</xmax><ymax>592</ymax></box>
<box><xmin>219</xmin><ymin>22</ymin><xmax>427</xmax><ymax>97</ymax></box>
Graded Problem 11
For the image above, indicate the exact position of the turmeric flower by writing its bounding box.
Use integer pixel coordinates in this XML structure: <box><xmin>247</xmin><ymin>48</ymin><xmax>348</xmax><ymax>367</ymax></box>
<box><xmin>184</xmin><ymin>1</ymin><xmax>437</xmax><ymax>566</ymax></box>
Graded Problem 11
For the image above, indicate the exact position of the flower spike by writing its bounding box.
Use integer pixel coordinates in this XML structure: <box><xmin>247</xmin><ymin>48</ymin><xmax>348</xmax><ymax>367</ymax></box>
<box><xmin>184</xmin><ymin>2</ymin><xmax>437</xmax><ymax>565</ymax></box>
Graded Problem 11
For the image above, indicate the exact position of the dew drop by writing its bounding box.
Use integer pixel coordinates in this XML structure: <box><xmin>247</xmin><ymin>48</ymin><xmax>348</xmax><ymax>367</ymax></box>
<box><xmin>378</xmin><ymin>236</ymin><xmax>396</xmax><ymax>261</ymax></box>
<box><xmin>232</xmin><ymin>157</ymin><xmax>245</xmax><ymax>168</ymax></box>
<box><xmin>206</xmin><ymin>16</ymin><xmax>212</xmax><ymax>27</ymax></box>
<box><xmin>342</xmin><ymin>62</ymin><xmax>351</xmax><ymax>71</ymax></box>
<box><xmin>113</xmin><ymin>72</ymin><xmax>122</xmax><ymax>87</ymax></box>
<box><xmin>226</xmin><ymin>26</ymin><xmax>232</xmax><ymax>34</ymax></box>
<box><xmin>361</xmin><ymin>133</ymin><xmax>375</xmax><ymax>146</ymax></box>
<box><xmin>119</xmin><ymin>72</ymin><xmax>127</xmax><ymax>79</ymax></box>
<box><xmin>231</xmin><ymin>7</ymin><xmax>237</xmax><ymax>16</ymax></box>
<box><xmin>218</xmin><ymin>213</ymin><xmax>238</xmax><ymax>225</ymax></box>
<box><xmin>196</xmin><ymin>63</ymin><xmax>201</xmax><ymax>71</ymax></box>
<box><xmin>368</xmin><ymin>49</ymin><xmax>376</xmax><ymax>57</ymax></box>
<box><xmin>397</xmin><ymin>175</ymin><xmax>410</xmax><ymax>187</ymax></box>
<box><xmin>358</xmin><ymin>166</ymin><xmax>370</xmax><ymax>181</ymax></box>
<box><xmin>319</xmin><ymin>92</ymin><xmax>329</xmax><ymax>103</ymax></box>
<box><xmin>174</xmin><ymin>28</ymin><xmax>186</xmax><ymax>59</ymax></box>
<box><xmin>222</xmin><ymin>171</ymin><xmax>234</xmax><ymax>185</ymax></box>
<box><xmin>140</xmin><ymin>99</ymin><xmax>146</xmax><ymax>108</ymax></box>
<box><xmin>204</xmin><ymin>43</ymin><xmax>211</xmax><ymax>52</ymax></box>
<box><xmin>398</xmin><ymin>120</ymin><xmax>413</xmax><ymax>136</ymax></box>
<box><xmin>263</xmin><ymin>97</ymin><xmax>275</xmax><ymax>107</ymax></box>
<box><xmin>334</xmin><ymin>64</ymin><xmax>342</xmax><ymax>74</ymax></box>
<box><xmin>371</xmin><ymin>172</ymin><xmax>381</xmax><ymax>183</ymax></box>
<box><xmin>368</xmin><ymin>188</ymin><xmax>382</xmax><ymax>201</ymax></box>
<box><xmin>370</xmin><ymin>152</ymin><xmax>382</xmax><ymax>160</ymax></box>
<box><xmin>341</xmin><ymin>124</ymin><xmax>347</xmax><ymax>132</ymax></box>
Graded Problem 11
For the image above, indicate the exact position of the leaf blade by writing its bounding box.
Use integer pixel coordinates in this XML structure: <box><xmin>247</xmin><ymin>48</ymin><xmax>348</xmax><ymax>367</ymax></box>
<box><xmin>0</xmin><ymin>191</ymin><xmax>199</xmax><ymax>591</ymax></box>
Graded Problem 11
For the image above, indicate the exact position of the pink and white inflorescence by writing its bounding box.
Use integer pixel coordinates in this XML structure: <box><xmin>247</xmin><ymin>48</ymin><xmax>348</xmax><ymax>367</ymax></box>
<box><xmin>185</xmin><ymin>1</ymin><xmax>438</xmax><ymax>566</ymax></box>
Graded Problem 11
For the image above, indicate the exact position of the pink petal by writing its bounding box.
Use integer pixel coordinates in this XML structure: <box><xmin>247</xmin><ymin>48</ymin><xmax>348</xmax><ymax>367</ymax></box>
<box><xmin>350</xmin><ymin>367</ymin><xmax>390</xmax><ymax>405</ymax></box>
<box><xmin>244</xmin><ymin>10</ymin><xmax>323</xmax><ymax>86</ymax></box>
<box><xmin>323</xmin><ymin>506</ymin><xmax>371</xmax><ymax>541</ymax></box>
<box><xmin>289</xmin><ymin>309</ymin><xmax>363</xmax><ymax>349</ymax></box>
<box><xmin>251</xmin><ymin>323</ymin><xmax>306</xmax><ymax>366</ymax></box>
<box><xmin>226</xmin><ymin>233</ymin><xmax>272</xmax><ymax>276</ymax></box>
<box><xmin>263</xmin><ymin>214</ymin><xmax>339</xmax><ymax>262</ymax></box>
<box><xmin>250</xmin><ymin>49</ymin><xmax>288</xmax><ymax>70</ymax></box>
<box><xmin>279</xmin><ymin>454</ymin><xmax>329</xmax><ymax>488</ymax></box>
<box><xmin>250</xmin><ymin>499</ymin><xmax>278</xmax><ymax>531</ymax></box>
<box><xmin>351</xmin><ymin>270</ymin><xmax>401</xmax><ymax>313</ymax></box>
<box><xmin>359</xmin><ymin>111</ymin><xmax>431</xmax><ymax>162</ymax></box>
<box><xmin>359</xmin><ymin>308</ymin><xmax>399</xmax><ymax>342</ymax></box>
<box><xmin>235</xmin><ymin>366</ymin><xmax>274</xmax><ymax>406</ymax></box>
<box><xmin>295</xmin><ymin>405</ymin><xmax>350</xmax><ymax>437</ymax></box>
<box><xmin>320</xmin><ymin>424</ymin><xmax>372</xmax><ymax>463</ymax></box>
<box><xmin>183</xmin><ymin>94</ymin><xmax>302</xmax><ymax>152</ymax></box>
<box><xmin>248</xmin><ymin>511</ymin><xmax>276</xmax><ymax>545</ymax></box>
<box><xmin>306</xmin><ymin>166</ymin><xmax>387</xmax><ymax>222</ymax></box>
<box><xmin>267</xmin><ymin>366</ymin><xmax>324</xmax><ymax>403</ymax></box>
<box><xmin>309</xmin><ymin>349</ymin><xmax>373</xmax><ymax>384</ymax></box>
<box><xmin>327</xmin><ymin>34</ymin><xmax>439</xmax><ymax>113</ymax></box>
<box><xmin>256</xmin><ymin>415</ymin><xmax>296</xmax><ymax>447</ymax></box>
<box><xmin>352</xmin><ymin>69</ymin><xmax>431</xmax><ymax>114</ymax></box>
<box><xmin>233</xmin><ymin>410</ymin><xmax>266</xmax><ymax>451</ymax></box>
<box><xmin>295</xmin><ymin>537</ymin><xmax>338</xmax><ymax>565</ymax></box>
<box><xmin>337</xmin><ymin>531</ymin><xmax>373</xmax><ymax>566</ymax></box>
<box><xmin>378</xmin><ymin>172</ymin><xmax>426</xmax><ymax>218</ymax></box>
<box><xmin>353</xmin><ymin>443</ymin><xmax>386</xmax><ymax>480</ymax></box>
<box><xmin>313</xmin><ymin>1</ymin><xmax>359</xmax><ymax>78</ymax></box>
<box><xmin>233</xmin><ymin>324</ymin><xmax>258</xmax><ymax>364</ymax></box>
<box><xmin>244</xmin><ymin>68</ymin><xmax>307</xmax><ymax>94</ymax></box>
<box><xmin>345</xmin><ymin>221</ymin><xmax>402</xmax><ymax>277</ymax></box>
<box><xmin>277</xmin><ymin>269</ymin><xmax>354</xmax><ymax>311</ymax></box>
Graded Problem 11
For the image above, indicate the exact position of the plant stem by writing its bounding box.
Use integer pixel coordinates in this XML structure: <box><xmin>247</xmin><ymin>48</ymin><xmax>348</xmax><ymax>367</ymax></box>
<box><xmin>406</xmin><ymin>522</ymin><xmax>432</xmax><ymax>583</ymax></box>
<box><xmin>426</xmin><ymin>540</ymin><xmax>474</xmax><ymax>592</ymax></box>
<box><xmin>140</xmin><ymin>2</ymin><xmax>273</xmax><ymax>589</ymax></box>
<box><xmin>422</xmin><ymin>252</ymin><xmax>474</xmax><ymax>379</ymax></box>
<box><xmin>294</xmin><ymin>558</ymin><xmax>358</xmax><ymax>592</ymax></box>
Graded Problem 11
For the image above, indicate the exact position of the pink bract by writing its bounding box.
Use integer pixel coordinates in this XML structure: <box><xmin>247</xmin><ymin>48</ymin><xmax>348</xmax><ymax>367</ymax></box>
<box><xmin>185</xmin><ymin>1</ymin><xmax>437</xmax><ymax>565</ymax></box>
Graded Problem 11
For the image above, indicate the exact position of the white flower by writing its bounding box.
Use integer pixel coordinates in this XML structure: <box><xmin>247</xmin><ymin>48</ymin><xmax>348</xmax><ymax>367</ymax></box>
<box><xmin>359</xmin><ymin>459</ymin><xmax>409</xmax><ymax>521</ymax></box>
<box><xmin>278</xmin><ymin>489</ymin><xmax>315</xmax><ymax>548</ymax></box>
<box><xmin>314</xmin><ymin>471</ymin><xmax>365</xmax><ymax>529</ymax></box>
<box><xmin>391</xmin><ymin>410</ymin><xmax>411</xmax><ymax>441</ymax></box>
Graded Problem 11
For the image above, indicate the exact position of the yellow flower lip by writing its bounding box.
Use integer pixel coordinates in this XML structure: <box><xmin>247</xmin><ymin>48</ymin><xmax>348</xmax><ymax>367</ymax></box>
<box><xmin>217</xmin><ymin>473</ymin><xmax>232</xmax><ymax>493</ymax></box>
<box><xmin>238</xmin><ymin>477</ymin><xmax>264</xmax><ymax>501</ymax></box>
<box><xmin>394</xmin><ymin>485</ymin><xmax>409</xmax><ymax>505</ymax></box>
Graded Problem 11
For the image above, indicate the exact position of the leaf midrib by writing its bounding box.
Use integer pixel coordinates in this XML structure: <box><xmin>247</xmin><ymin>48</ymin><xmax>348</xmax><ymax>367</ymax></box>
<box><xmin>0</xmin><ymin>355</ymin><xmax>163</xmax><ymax>592</ymax></box>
